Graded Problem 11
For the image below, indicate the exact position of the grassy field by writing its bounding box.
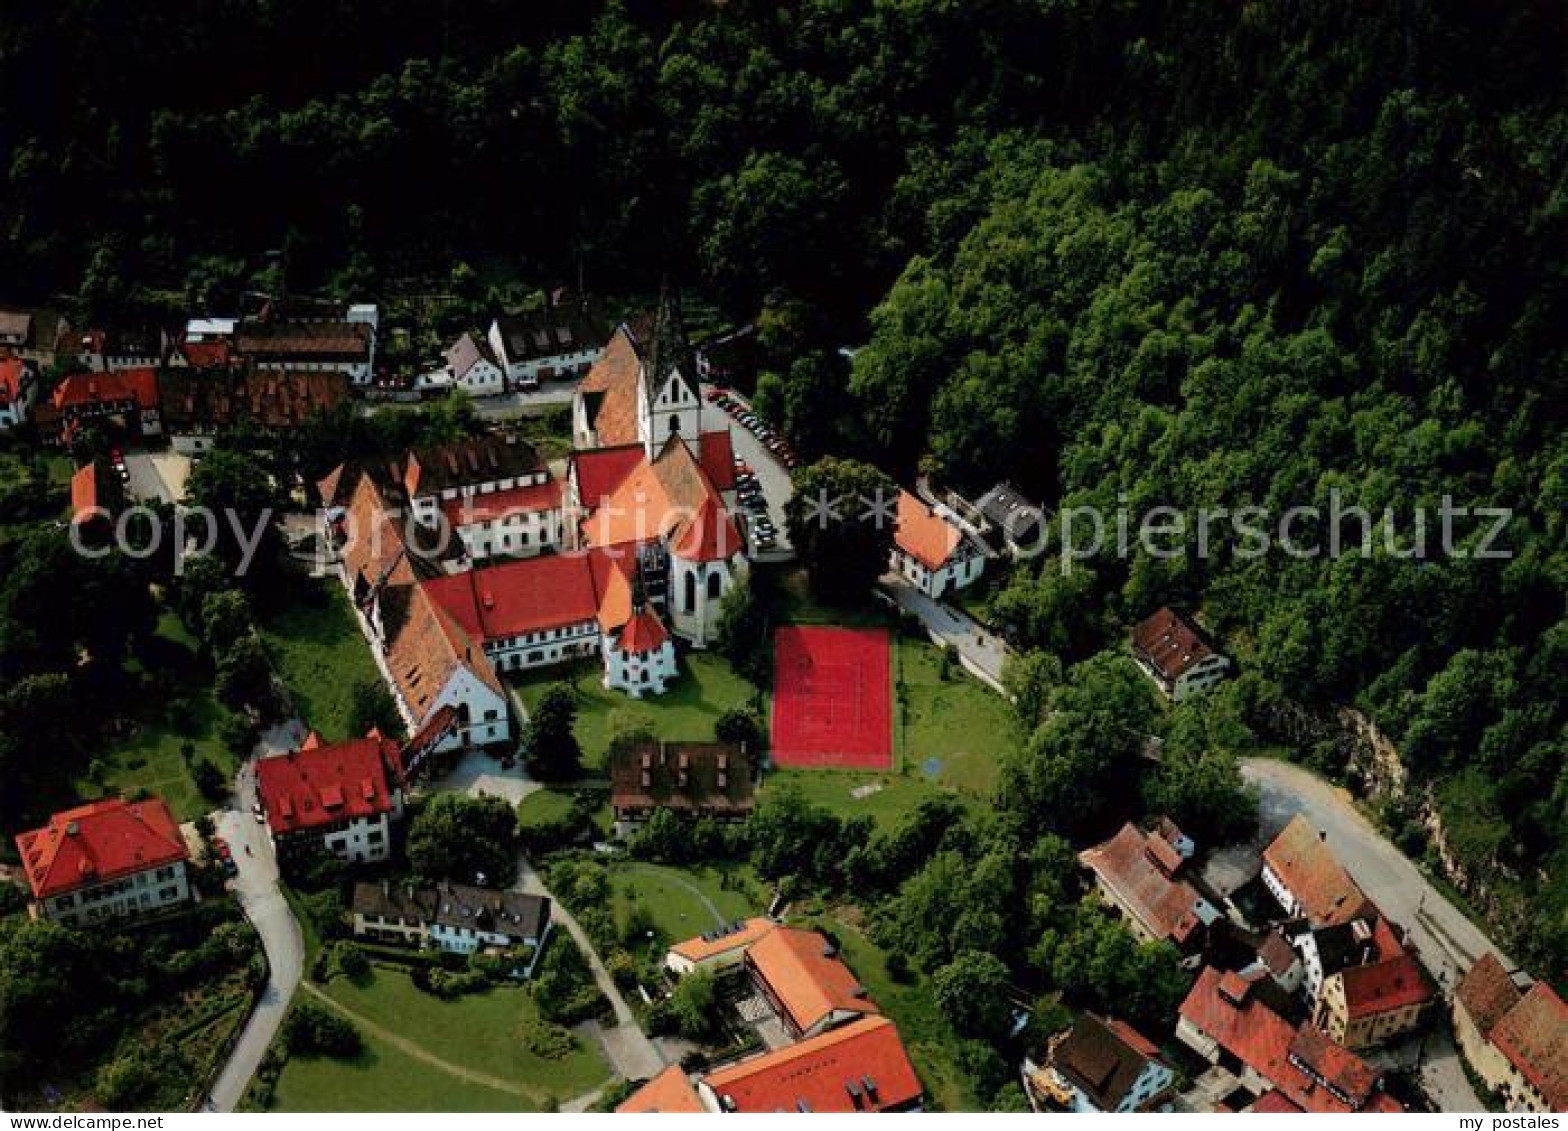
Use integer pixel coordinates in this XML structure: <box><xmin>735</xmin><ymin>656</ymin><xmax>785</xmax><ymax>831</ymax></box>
<box><xmin>269</xmin><ymin>1025</ymin><xmax>530</xmax><ymax>1113</ymax></box>
<box><xmin>258</xmin><ymin>579</ymin><xmax>386</xmax><ymax>742</ymax></box>
<box><xmin>895</xmin><ymin>637</ymin><xmax>1020</xmax><ymax>796</ymax></box>
<box><xmin>76</xmin><ymin>613</ymin><xmax>240</xmax><ymax>821</ymax></box>
<box><xmin>271</xmin><ymin>964</ymin><xmax>611</xmax><ymax>1112</ymax></box>
<box><xmin>514</xmin><ymin>653</ymin><xmax>761</xmax><ymax>769</ymax></box>
<box><xmin>758</xmin><ymin>767</ymin><xmax>969</xmax><ymax>829</ymax></box>
<box><xmin>794</xmin><ymin>909</ymin><xmax>979</xmax><ymax>1113</ymax></box>
<box><xmin>609</xmin><ymin>862</ymin><xmax>764</xmax><ymax>945</ymax></box>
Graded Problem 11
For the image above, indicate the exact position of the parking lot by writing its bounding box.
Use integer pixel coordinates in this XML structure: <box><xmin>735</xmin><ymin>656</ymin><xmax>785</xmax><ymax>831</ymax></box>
<box><xmin>700</xmin><ymin>385</ymin><xmax>796</xmax><ymax>559</ymax></box>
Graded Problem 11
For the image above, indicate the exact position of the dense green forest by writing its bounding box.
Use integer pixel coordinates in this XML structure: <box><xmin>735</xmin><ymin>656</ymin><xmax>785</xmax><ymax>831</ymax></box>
<box><xmin>1</xmin><ymin>0</ymin><xmax>1563</xmax><ymax>984</ymax></box>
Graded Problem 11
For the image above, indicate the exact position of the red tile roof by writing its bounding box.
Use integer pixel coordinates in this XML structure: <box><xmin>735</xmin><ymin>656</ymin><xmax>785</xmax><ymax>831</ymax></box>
<box><xmin>439</xmin><ymin>479</ymin><xmax>563</xmax><ymax>526</ymax></box>
<box><xmin>697</xmin><ymin>428</ymin><xmax>737</xmax><ymax>492</ymax></box>
<box><xmin>617</xmin><ymin>1064</ymin><xmax>707</xmax><ymax>1113</ymax></box>
<box><xmin>1132</xmin><ymin>607</ymin><xmax>1216</xmax><ymax>681</ymax></box>
<box><xmin>1489</xmin><ymin>982</ymin><xmax>1568</xmax><ymax>1111</ymax></box>
<box><xmin>1456</xmin><ymin>952</ymin><xmax>1522</xmax><ymax>1036</ymax></box>
<box><xmin>15</xmin><ymin>797</ymin><xmax>187</xmax><ymax>899</ymax></box>
<box><xmin>577</xmin><ymin>326</ymin><xmax>644</xmax><ymax>445</ymax></box>
<box><xmin>70</xmin><ymin>462</ymin><xmax>105</xmax><ymax>523</ymax></box>
<box><xmin>617</xmin><ymin>607</ymin><xmax>669</xmax><ymax>654</ymax></box>
<box><xmin>1262</xmin><ymin>814</ymin><xmax>1373</xmax><ymax>926</ymax></box>
<box><xmin>668</xmin><ymin>917</ymin><xmax>776</xmax><ymax>964</ymax></box>
<box><xmin>1078</xmin><ymin>822</ymin><xmax>1212</xmax><ymax>945</ymax></box>
<box><xmin>671</xmin><ymin>495</ymin><xmax>743</xmax><ymax>562</ymax></box>
<box><xmin>177</xmin><ymin>339</ymin><xmax>233</xmax><ymax>368</ymax></box>
<box><xmin>1338</xmin><ymin>952</ymin><xmax>1434</xmax><ymax>1018</ymax></box>
<box><xmin>746</xmin><ymin>926</ymin><xmax>878</xmax><ymax>1035</ymax></box>
<box><xmin>701</xmin><ymin>1015</ymin><xmax>921</xmax><ymax>1113</ymax></box>
<box><xmin>52</xmin><ymin>367</ymin><xmax>160</xmax><ymax>411</ymax></box>
<box><xmin>256</xmin><ymin>735</ymin><xmax>401</xmax><ymax>836</ymax></box>
<box><xmin>1180</xmin><ymin>967</ymin><xmax>1395</xmax><ymax>1114</ymax></box>
<box><xmin>424</xmin><ymin>552</ymin><xmax>610</xmax><ymax>640</ymax></box>
<box><xmin>572</xmin><ymin>443</ymin><xmax>646</xmax><ymax>509</ymax></box>
<box><xmin>1251</xmin><ymin>1090</ymin><xmax>1304</xmax><ymax>1113</ymax></box>
<box><xmin>894</xmin><ymin>490</ymin><xmax>962</xmax><ymax>571</ymax></box>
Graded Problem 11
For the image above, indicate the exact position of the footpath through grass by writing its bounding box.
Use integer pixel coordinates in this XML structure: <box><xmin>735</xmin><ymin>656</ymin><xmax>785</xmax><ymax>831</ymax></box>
<box><xmin>609</xmin><ymin>862</ymin><xmax>765</xmax><ymax>945</ymax></box>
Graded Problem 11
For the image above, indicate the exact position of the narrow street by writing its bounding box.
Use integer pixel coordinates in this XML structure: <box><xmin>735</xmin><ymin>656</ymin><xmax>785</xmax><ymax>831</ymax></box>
<box><xmin>513</xmin><ymin>856</ymin><xmax>666</xmax><ymax>1083</ymax></box>
<box><xmin>205</xmin><ymin>721</ymin><xmax>308</xmax><ymax>1111</ymax></box>
<box><xmin>879</xmin><ymin>572</ymin><xmax>1012</xmax><ymax>693</ymax></box>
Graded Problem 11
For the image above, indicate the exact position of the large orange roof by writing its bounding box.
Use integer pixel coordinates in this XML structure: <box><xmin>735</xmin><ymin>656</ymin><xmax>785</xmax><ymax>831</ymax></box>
<box><xmin>16</xmin><ymin>797</ymin><xmax>187</xmax><ymax>899</ymax></box>
<box><xmin>581</xmin><ymin>435</ymin><xmax>729</xmax><ymax>552</ymax></box>
<box><xmin>1338</xmin><ymin>952</ymin><xmax>1434</xmax><ymax>1018</ymax></box>
<box><xmin>669</xmin><ymin>917</ymin><xmax>777</xmax><ymax>964</ymax></box>
<box><xmin>578</xmin><ymin>325</ymin><xmax>643</xmax><ymax>445</ymax></box>
<box><xmin>672</xmin><ymin>495</ymin><xmax>742</xmax><ymax>562</ymax></box>
<box><xmin>52</xmin><ymin>366</ymin><xmax>160</xmax><ymax>411</ymax></box>
<box><xmin>617</xmin><ymin>1064</ymin><xmax>706</xmax><ymax>1113</ymax></box>
<box><xmin>1489</xmin><ymin>982</ymin><xmax>1568</xmax><ymax>1111</ymax></box>
<box><xmin>1262</xmin><ymin>814</ymin><xmax>1373</xmax><ymax>926</ymax></box>
<box><xmin>746</xmin><ymin>926</ymin><xmax>878</xmax><ymax>1035</ymax></box>
<box><xmin>1456</xmin><ymin>952</ymin><xmax>1522</xmax><ymax>1035</ymax></box>
<box><xmin>701</xmin><ymin>1015</ymin><xmax>921</xmax><ymax>1113</ymax></box>
<box><xmin>894</xmin><ymin>490</ymin><xmax>962</xmax><ymax>571</ymax></box>
<box><xmin>572</xmin><ymin>443</ymin><xmax>646</xmax><ymax>508</ymax></box>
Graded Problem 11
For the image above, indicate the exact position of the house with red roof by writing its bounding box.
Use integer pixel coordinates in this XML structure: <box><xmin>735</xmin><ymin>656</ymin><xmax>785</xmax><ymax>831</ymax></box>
<box><xmin>1131</xmin><ymin>607</ymin><xmax>1232</xmax><ymax>701</ymax></box>
<box><xmin>1261</xmin><ymin>813</ymin><xmax>1375</xmax><ymax>927</ymax></box>
<box><xmin>403</xmin><ymin>434</ymin><xmax>565</xmax><ymax>563</ymax></box>
<box><xmin>1078</xmin><ymin>821</ymin><xmax>1220</xmax><ymax>953</ymax></box>
<box><xmin>0</xmin><ymin>356</ymin><xmax>37</xmax><ymax>430</ymax></box>
<box><xmin>1177</xmin><ymin>965</ymin><xmax>1403</xmax><ymax>1113</ymax></box>
<box><xmin>696</xmin><ymin>1015</ymin><xmax>923</xmax><ymax>1113</ymax></box>
<box><xmin>1310</xmin><ymin>913</ymin><xmax>1434</xmax><ymax>1049</ymax></box>
<box><xmin>255</xmin><ymin>730</ymin><xmax>405</xmax><ymax>867</ymax></box>
<box><xmin>44</xmin><ymin>366</ymin><xmax>163</xmax><ymax>444</ymax></box>
<box><xmin>1452</xmin><ymin>953</ymin><xmax>1567</xmax><ymax>1113</ymax></box>
<box><xmin>745</xmin><ymin>925</ymin><xmax>880</xmax><ymax>1040</ymax></box>
<box><xmin>14</xmin><ymin>797</ymin><xmax>191</xmax><ymax>926</ymax></box>
<box><xmin>890</xmin><ymin>489</ymin><xmax>986</xmax><ymax>599</ymax></box>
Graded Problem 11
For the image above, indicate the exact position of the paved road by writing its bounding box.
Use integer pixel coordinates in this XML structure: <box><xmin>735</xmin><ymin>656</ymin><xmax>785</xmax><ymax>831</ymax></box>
<box><xmin>1241</xmin><ymin>757</ymin><xmax>1500</xmax><ymax>1112</ymax></box>
<box><xmin>514</xmin><ymin>857</ymin><xmax>665</xmax><ymax>1082</ymax></box>
<box><xmin>700</xmin><ymin>387</ymin><xmax>795</xmax><ymax>557</ymax></box>
<box><xmin>206</xmin><ymin>721</ymin><xmax>309</xmax><ymax>1111</ymax></box>
<box><xmin>879</xmin><ymin>573</ymin><xmax>1012</xmax><ymax>693</ymax></box>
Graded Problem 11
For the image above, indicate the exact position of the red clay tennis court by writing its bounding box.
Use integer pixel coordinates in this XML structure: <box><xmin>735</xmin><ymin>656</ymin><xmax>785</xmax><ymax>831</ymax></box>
<box><xmin>770</xmin><ymin>626</ymin><xmax>893</xmax><ymax>769</ymax></box>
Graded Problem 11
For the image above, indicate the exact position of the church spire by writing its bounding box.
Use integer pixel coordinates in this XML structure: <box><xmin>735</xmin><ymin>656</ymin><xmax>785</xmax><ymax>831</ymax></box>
<box><xmin>646</xmin><ymin>277</ymin><xmax>690</xmax><ymax>393</ymax></box>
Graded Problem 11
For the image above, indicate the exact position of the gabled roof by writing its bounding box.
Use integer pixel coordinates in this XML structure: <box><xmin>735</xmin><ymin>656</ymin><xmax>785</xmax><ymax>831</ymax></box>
<box><xmin>571</xmin><ymin>443</ymin><xmax>646</xmax><ymax>508</ymax></box>
<box><xmin>1050</xmin><ymin>1014</ymin><xmax>1169</xmax><ymax>1111</ymax></box>
<box><xmin>617</xmin><ymin>1064</ymin><xmax>707</xmax><ymax>1113</ymax></box>
<box><xmin>1456</xmin><ymin>952</ymin><xmax>1522</xmax><ymax>1035</ymax></box>
<box><xmin>1489</xmin><ymin>982</ymin><xmax>1568</xmax><ymax>1111</ymax></box>
<box><xmin>745</xmin><ymin>926</ymin><xmax>878</xmax><ymax>1035</ymax></box>
<box><xmin>617</xmin><ymin>606</ymin><xmax>670</xmax><ymax>654</ymax></box>
<box><xmin>577</xmin><ymin>324</ymin><xmax>643</xmax><ymax>445</ymax></box>
<box><xmin>439</xmin><ymin>479</ymin><xmax>563</xmax><ymax>527</ymax></box>
<box><xmin>52</xmin><ymin>367</ymin><xmax>160</xmax><ymax>412</ymax></box>
<box><xmin>894</xmin><ymin>490</ymin><xmax>963</xmax><ymax>571</ymax></box>
<box><xmin>610</xmin><ymin>740</ymin><xmax>753</xmax><ymax>818</ymax></box>
<box><xmin>15</xmin><ymin>797</ymin><xmax>187</xmax><ymax>899</ymax></box>
<box><xmin>234</xmin><ymin>319</ymin><xmax>370</xmax><ymax>360</ymax></box>
<box><xmin>1251</xmin><ymin>1090</ymin><xmax>1304</xmax><ymax>1113</ymax></box>
<box><xmin>1078</xmin><ymin>822</ymin><xmax>1213</xmax><ymax>945</ymax></box>
<box><xmin>671</xmin><ymin>495</ymin><xmax>743</xmax><ymax>562</ymax></box>
<box><xmin>668</xmin><ymin>917</ymin><xmax>776</xmax><ymax>964</ymax></box>
<box><xmin>581</xmin><ymin>435</ymin><xmax>729</xmax><ymax>552</ymax></box>
<box><xmin>0</xmin><ymin>357</ymin><xmax>30</xmax><ymax>402</ymax></box>
<box><xmin>404</xmin><ymin>434</ymin><xmax>544</xmax><ymax>497</ymax></box>
<box><xmin>1337</xmin><ymin>952</ymin><xmax>1434</xmax><ymax>1018</ymax></box>
<box><xmin>701</xmin><ymin>1015</ymin><xmax>921</xmax><ymax>1113</ymax></box>
<box><xmin>697</xmin><ymin>428</ymin><xmax>737</xmax><ymax>492</ymax></box>
<box><xmin>70</xmin><ymin>460</ymin><xmax>123</xmax><ymax>524</ymax></box>
<box><xmin>423</xmin><ymin>549</ymin><xmax>629</xmax><ymax>641</ymax></box>
<box><xmin>1263</xmin><ymin>815</ymin><xmax>1374</xmax><ymax>926</ymax></box>
<box><xmin>443</xmin><ymin>332</ymin><xmax>500</xmax><ymax>380</ymax></box>
<box><xmin>256</xmin><ymin>734</ymin><xmax>401</xmax><ymax>836</ymax></box>
<box><xmin>492</xmin><ymin>300</ymin><xmax>609</xmax><ymax>362</ymax></box>
<box><xmin>1132</xmin><ymin>607</ymin><xmax>1220</xmax><ymax>681</ymax></box>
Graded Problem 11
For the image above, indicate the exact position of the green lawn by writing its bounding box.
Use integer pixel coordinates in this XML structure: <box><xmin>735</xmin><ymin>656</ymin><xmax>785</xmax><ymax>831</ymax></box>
<box><xmin>76</xmin><ymin>613</ymin><xmax>241</xmax><ymax>821</ymax></box>
<box><xmin>895</xmin><ymin>638</ymin><xmax>1020</xmax><ymax>795</ymax></box>
<box><xmin>759</xmin><ymin>768</ymin><xmax>969</xmax><ymax>829</ymax></box>
<box><xmin>313</xmin><ymin>966</ymin><xmax>610</xmax><ymax>1105</ymax></box>
<box><xmin>269</xmin><ymin>1026</ymin><xmax>531</xmax><ymax>1113</ymax></box>
<box><xmin>793</xmin><ymin>910</ymin><xmax>979</xmax><ymax>1113</ymax></box>
<box><xmin>258</xmin><ymin>579</ymin><xmax>386</xmax><ymax>742</ymax></box>
<box><xmin>609</xmin><ymin>862</ymin><xmax>764</xmax><ymax>945</ymax></box>
<box><xmin>514</xmin><ymin>653</ymin><xmax>762</xmax><ymax>769</ymax></box>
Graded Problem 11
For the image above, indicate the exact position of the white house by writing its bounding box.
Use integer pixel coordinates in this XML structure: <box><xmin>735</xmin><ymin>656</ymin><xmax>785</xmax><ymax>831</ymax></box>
<box><xmin>14</xmin><ymin>797</ymin><xmax>191</xmax><ymax>927</ymax></box>
<box><xmin>0</xmin><ymin>357</ymin><xmax>37</xmax><ymax>430</ymax></box>
<box><xmin>487</xmin><ymin>298</ymin><xmax>608</xmax><ymax>390</ymax></box>
<box><xmin>255</xmin><ymin>732</ymin><xmax>405</xmax><ymax>867</ymax></box>
<box><xmin>1024</xmin><ymin>1015</ymin><xmax>1176</xmax><ymax>1113</ymax></box>
<box><xmin>403</xmin><ymin>434</ymin><xmax>565</xmax><ymax>563</ymax></box>
<box><xmin>602</xmin><ymin>604</ymin><xmax>678</xmax><ymax>697</ymax></box>
<box><xmin>891</xmin><ymin>490</ymin><xmax>986</xmax><ymax>598</ymax></box>
<box><xmin>1131</xmin><ymin>607</ymin><xmax>1232</xmax><ymax>701</ymax></box>
<box><xmin>236</xmin><ymin>302</ymin><xmax>378</xmax><ymax>384</ymax></box>
<box><xmin>416</xmin><ymin>332</ymin><xmax>507</xmax><ymax>397</ymax></box>
<box><xmin>352</xmin><ymin>880</ymin><xmax>552</xmax><ymax>976</ymax></box>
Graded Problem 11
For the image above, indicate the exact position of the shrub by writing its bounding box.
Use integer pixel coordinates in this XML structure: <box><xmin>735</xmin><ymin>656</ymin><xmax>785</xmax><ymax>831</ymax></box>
<box><xmin>193</xmin><ymin>758</ymin><xmax>228</xmax><ymax>801</ymax></box>
<box><xmin>283</xmin><ymin>999</ymin><xmax>361</xmax><ymax>1058</ymax></box>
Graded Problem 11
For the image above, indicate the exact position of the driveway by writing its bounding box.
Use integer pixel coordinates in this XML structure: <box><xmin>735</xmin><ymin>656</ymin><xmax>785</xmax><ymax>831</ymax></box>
<box><xmin>206</xmin><ymin>722</ymin><xmax>309</xmax><ymax>1111</ymax></box>
<box><xmin>879</xmin><ymin>573</ymin><xmax>1012</xmax><ymax>693</ymax></box>
<box><xmin>700</xmin><ymin>388</ymin><xmax>795</xmax><ymax>558</ymax></box>
<box><xmin>1241</xmin><ymin>757</ymin><xmax>1500</xmax><ymax>1112</ymax></box>
<box><xmin>514</xmin><ymin>857</ymin><xmax>666</xmax><ymax>1082</ymax></box>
